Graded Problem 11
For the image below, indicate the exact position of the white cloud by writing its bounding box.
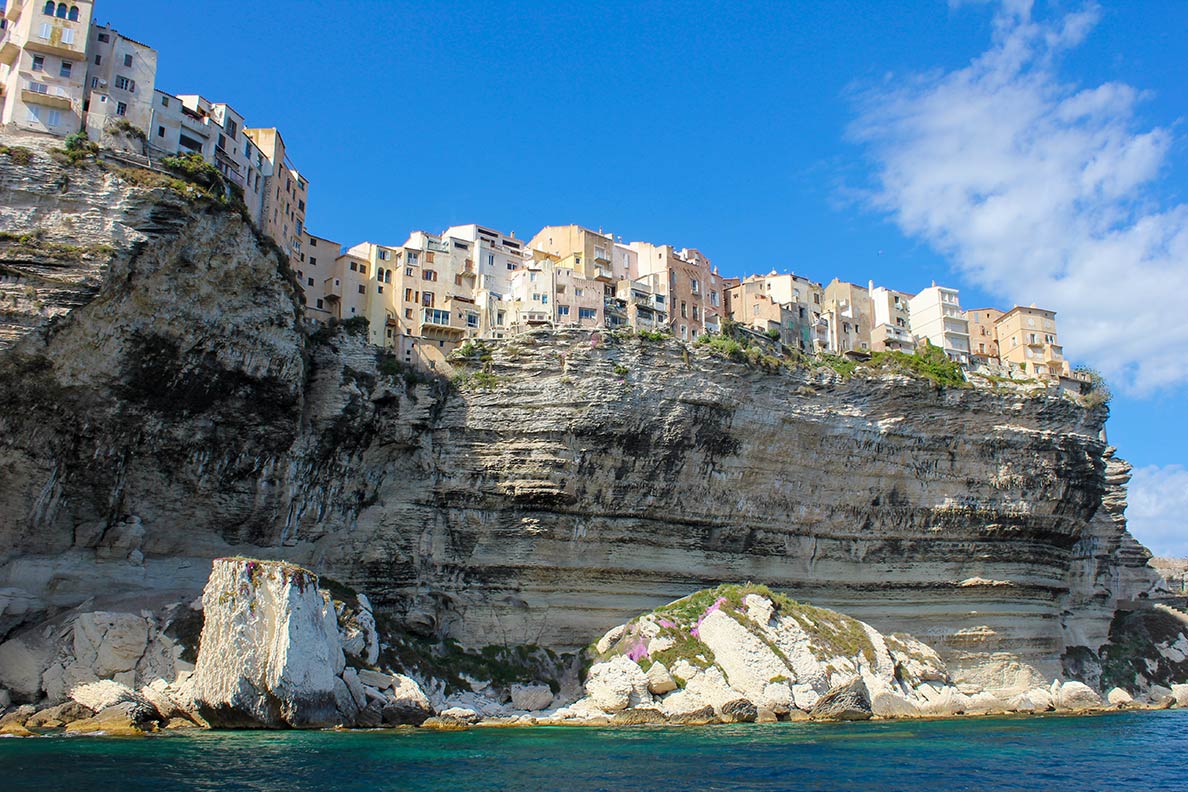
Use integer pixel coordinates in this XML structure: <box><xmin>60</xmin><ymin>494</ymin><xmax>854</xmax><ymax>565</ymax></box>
<box><xmin>1127</xmin><ymin>465</ymin><xmax>1188</xmax><ymax>558</ymax></box>
<box><xmin>850</xmin><ymin>2</ymin><xmax>1188</xmax><ymax>394</ymax></box>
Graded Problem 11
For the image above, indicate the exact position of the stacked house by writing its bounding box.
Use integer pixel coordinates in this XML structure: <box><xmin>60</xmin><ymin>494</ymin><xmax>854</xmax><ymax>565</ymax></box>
<box><xmin>1</xmin><ymin>1</ymin><xmax>1078</xmax><ymax>383</ymax></box>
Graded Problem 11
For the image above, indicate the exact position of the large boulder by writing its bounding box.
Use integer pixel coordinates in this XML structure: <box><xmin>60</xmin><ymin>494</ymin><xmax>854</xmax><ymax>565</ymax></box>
<box><xmin>584</xmin><ymin>656</ymin><xmax>652</xmax><ymax>712</ymax></box>
<box><xmin>510</xmin><ymin>683</ymin><xmax>553</xmax><ymax>712</ymax></box>
<box><xmin>65</xmin><ymin>701</ymin><xmax>157</xmax><ymax>736</ymax></box>
<box><xmin>380</xmin><ymin>675</ymin><xmax>433</xmax><ymax>726</ymax></box>
<box><xmin>1055</xmin><ymin>681</ymin><xmax>1102</xmax><ymax>711</ymax></box>
<box><xmin>808</xmin><ymin>678</ymin><xmax>872</xmax><ymax>721</ymax></box>
<box><xmin>0</xmin><ymin>637</ymin><xmax>49</xmax><ymax>700</ymax></box>
<box><xmin>189</xmin><ymin>559</ymin><xmax>344</xmax><ymax>728</ymax></box>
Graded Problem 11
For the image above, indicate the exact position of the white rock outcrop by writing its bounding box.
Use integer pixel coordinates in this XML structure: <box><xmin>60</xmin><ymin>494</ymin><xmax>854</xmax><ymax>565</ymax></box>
<box><xmin>190</xmin><ymin>558</ymin><xmax>344</xmax><ymax>728</ymax></box>
<box><xmin>585</xmin><ymin>656</ymin><xmax>652</xmax><ymax>712</ymax></box>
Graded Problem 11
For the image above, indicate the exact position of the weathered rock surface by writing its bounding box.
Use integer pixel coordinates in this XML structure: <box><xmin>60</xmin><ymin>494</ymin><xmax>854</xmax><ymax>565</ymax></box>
<box><xmin>809</xmin><ymin>679</ymin><xmax>873</xmax><ymax>722</ymax></box>
<box><xmin>189</xmin><ymin>558</ymin><xmax>342</xmax><ymax>728</ymax></box>
<box><xmin>0</xmin><ymin>129</ymin><xmax>1177</xmax><ymax>709</ymax></box>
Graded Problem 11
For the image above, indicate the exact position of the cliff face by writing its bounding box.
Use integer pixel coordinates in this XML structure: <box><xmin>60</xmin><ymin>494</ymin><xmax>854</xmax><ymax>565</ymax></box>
<box><xmin>0</xmin><ymin>131</ymin><xmax>1162</xmax><ymax>693</ymax></box>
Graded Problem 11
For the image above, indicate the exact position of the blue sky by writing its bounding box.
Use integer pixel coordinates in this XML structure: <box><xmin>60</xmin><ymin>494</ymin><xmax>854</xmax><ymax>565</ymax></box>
<box><xmin>96</xmin><ymin>0</ymin><xmax>1188</xmax><ymax>554</ymax></box>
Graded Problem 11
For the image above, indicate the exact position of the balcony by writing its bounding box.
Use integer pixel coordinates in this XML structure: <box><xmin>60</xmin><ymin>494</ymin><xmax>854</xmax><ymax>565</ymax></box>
<box><xmin>5</xmin><ymin>1</ymin><xmax>24</xmax><ymax>22</ymax></box>
<box><xmin>25</xmin><ymin>28</ymin><xmax>85</xmax><ymax>60</ymax></box>
<box><xmin>0</xmin><ymin>36</ymin><xmax>18</xmax><ymax>67</ymax></box>
<box><xmin>422</xmin><ymin>308</ymin><xmax>464</xmax><ymax>334</ymax></box>
<box><xmin>594</xmin><ymin>265</ymin><xmax>613</xmax><ymax>282</ymax></box>
<box><xmin>22</xmin><ymin>85</ymin><xmax>73</xmax><ymax>109</ymax></box>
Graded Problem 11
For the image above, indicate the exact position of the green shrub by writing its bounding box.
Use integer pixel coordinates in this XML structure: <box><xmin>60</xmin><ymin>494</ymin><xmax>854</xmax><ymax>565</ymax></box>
<box><xmin>637</xmin><ymin>329</ymin><xmax>669</xmax><ymax>342</ymax></box>
<box><xmin>339</xmin><ymin>316</ymin><xmax>370</xmax><ymax>336</ymax></box>
<box><xmin>866</xmin><ymin>343</ymin><xmax>966</xmax><ymax>387</ymax></box>
<box><xmin>765</xmin><ymin>328</ymin><xmax>782</xmax><ymax>340</ymax></box>
<box><xmin>110</xmin><ymin>119</ymin><xmax>147</xmax><ymax>141</ymax></box>
<box><xmin>161</xmin><ymin>152</ymin><xmax>222</xmax><ymax>191</ymax></box>
<box><xmin>613</xmin><ymin>363</ymin><xmax>629</xmax><ymax>377</ymax></box>
<box><xmin>819</xmin><ymin>354</ymin><xmax>857</xmax><ymax>377</ymax></box>
<box><xmin>0</xmin><ymin>145</ymin><xmax>34</xmax><ymax>166</ymax></box>
<box><xmin>1074</xmin><ymin>366</ymin><xmax>1111</xmax><ymax>407</ymax></box>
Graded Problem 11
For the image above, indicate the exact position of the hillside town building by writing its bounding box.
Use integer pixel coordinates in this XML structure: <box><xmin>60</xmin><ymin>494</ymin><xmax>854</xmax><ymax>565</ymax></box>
<box><xmin>1</xmin><ymin>0</ymin><xmax>1083</xmax><ymax>384</ymax></box>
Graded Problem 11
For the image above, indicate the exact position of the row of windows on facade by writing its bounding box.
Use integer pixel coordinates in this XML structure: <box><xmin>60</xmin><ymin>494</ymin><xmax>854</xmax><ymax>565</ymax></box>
<box><xmin>42</xmin><ymin>2</ymin><xmax>81</xmax><ymax>20</ymax></box>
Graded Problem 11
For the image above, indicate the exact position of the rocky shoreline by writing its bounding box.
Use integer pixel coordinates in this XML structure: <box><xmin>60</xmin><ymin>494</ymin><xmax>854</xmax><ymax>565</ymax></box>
<box><xmin>4</xmin><ymin>558</ymin><xmax>1187</xmax><ymax>738</ymax></box>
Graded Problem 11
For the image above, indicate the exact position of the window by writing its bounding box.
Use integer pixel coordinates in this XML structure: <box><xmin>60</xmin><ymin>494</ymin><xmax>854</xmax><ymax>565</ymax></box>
<box><xmin>94</xmin><ymin>54</ymin><xmax>101</xmax><ymax>65</ymax></box>
<box><xmin>579</xmin><ymin>308</ymin><xmax>597</xmax><ymax>320</ymax></box>
<box><xmin>43</xmin><ymin>1</ymin><xmax>55</xmax><ymax>14</ymax></box>
<box><xmin>487</xmin><ymin>254</ymin><xmax>494</xmax><ymax>267</ymax></box>
<box><xmin>160</xmin><ymin>95</ymin><xmax>169</xmax><ymax>107</ymax></box>
<box><xmin>307</xmin><ymin>278</ymin><xmax>314</xmax><ymax>287</ymax></box>
<box><xmin>59</xmin><ymin>61</ymin><xmax>72</xmax><ymax>77</ymax></box>
<box><xmin>681</xmin><ymin>302</ymin><xmax>688</xmax><ymax>319</ymax></box>
<box><xmin>315</xmin><ymin>299</ymin><xmax>324</xmax><ymax>310</ymax></box>
<box><xmin>124</xmin><ymin>54</ymin><xmax>133</xmax><ymax>68</ymax></box>
<box><xmin>62</xmin><ymin>27</ymin><xmax>74</xmax><ymax>44</ymax></box>
<box><xmin>378</xmin><ymin>249</ymin><xmax>391</xmax><ymax>261</ymax></box>
<box><xmin>27</xmin><ymin>82</ymin><xmax>49</xmax><ymax>94</ymax></box>
<box><xmin>98</xmin><ymin>32</ymin><xmax>111</xmax><ymax>43</ymax></box>
<box><xmin>377</xmin><ymin>285</ymin><xmax>384</xmax><ymax>294</ymax></box>
<box><xmin>405</xmin><ymin>267</ymin><xmax>413</xmax><ymax>276</ymax></box>
<box><xmin>466</xmin><ymin>313</ymin><xmax>479</xmax><ymax>328</ymax></box>
<box><xmin>574</xmin><ymin>288</ymin><xmax>583</xmax><ymax>297</ymax></box>
<box><xmin>225</xmin><ymin>118</ymin><xmax>237</xmax><ymax>139</ymax></box>
<box><xmin>114</xmin><ymin>75</ymin><xmax>135</xmax><ymax>92</ymax></box>
<box><xmin>47</xmin><ymin>109</ymin><xmax>61</xmax><ymax>126</ymax></box>
<box><xmin>32</xmin><ymin>55</ymin><xmax>45</xmax><ymax>72</ymax></box>
<box><xmin>90</xmin><ymin>76</ymin><xmax>98</xmax><ymax>87</ymax></box>
<box><xmin>68</xmin><ymin>5</ymin><xmax>80</xmax><ymax>21</ymax></box>
<box><xmin>358</xmin><ymin>285</ymin><xmax>366</xmax><ymax>295</ymax></box>
<box><xmin>157</xmin><ymin>126</ymin><xmax>165</xmax><ymax>138</ymax></box>
<box><xmin>27</xmin><ymin>106</ymin><xmax>42</xmax><ymax>124</ymax></box>
<box><xmin>116</xmin><ymin>101</ymin><xmax>127</xmax><ymax>117</ymax></box>
<box><xmin>558</xmin><ymin>305</ymin><xmax>570</xmax><ymax>316</ymax></box>
<box><xmin>309</xmin><ymin>257</ymin><xmax>317</xmax><ymax>267</ymax></box>
<box><xmin>39</xmin><ymin>23</ymin><xmax>51</xmax><ymax>39</ymax></box>
<box><xmin>421</xmin><ymin>293</ymin><xmax>435</xmax><ymax>307</ymax></box>
<box><xmin>422</xmin><ymin>270</ymin><xmax>437</xmax><ymax>282</ymax></box>
<box><xmin>56</xmin><ymin>4</ymin><xmax>67</xmax><ymax>19</ymax></box>
<box><xmin>404</xmin><ymin>289</ymin><xmax>413</xmax><ymax>302</ymax></box>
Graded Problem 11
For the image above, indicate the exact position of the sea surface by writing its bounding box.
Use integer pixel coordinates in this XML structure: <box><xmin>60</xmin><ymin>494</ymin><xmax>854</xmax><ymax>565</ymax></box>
<box><xmin>2</xmin><ymin>710</ymin><xmax>1186</xmax><ymax>791</ymax></box>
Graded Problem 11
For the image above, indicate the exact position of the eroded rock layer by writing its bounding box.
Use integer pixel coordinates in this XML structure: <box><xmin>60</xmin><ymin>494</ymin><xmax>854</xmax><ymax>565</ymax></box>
<box><xmin>0</xmin><ymin>131</ymin><xmax>1162</xmax><ymax>690</ymax></box>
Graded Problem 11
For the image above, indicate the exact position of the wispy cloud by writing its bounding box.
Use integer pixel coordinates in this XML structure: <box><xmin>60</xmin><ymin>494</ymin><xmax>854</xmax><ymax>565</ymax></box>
<box><xmin>850</xmin><ymin>2</ymin><xmax>1188</xmax><ymax>394</ymax></box>
<box><xmin>1128</xmin><ymin>465</ymin><xmax>1188</xmax><ymax>557</ymax></box>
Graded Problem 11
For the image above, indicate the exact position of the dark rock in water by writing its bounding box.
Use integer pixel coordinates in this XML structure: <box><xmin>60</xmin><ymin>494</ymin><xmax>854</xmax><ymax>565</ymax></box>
<box><xmin>671</xmin><ymin>705</ymin><xmax>718</xmax><ymax>725</ymax></box>
<box><xmin>382</xmin><ymin>699</ymin><xmax>433</xmax><ymax>727</ymax></box>
<box><xmin>355</xmin><ymin>701</ymin><xmax>384</xmax><ymax>728</ymax></box>
<box><xmin>719</xmin><ymin>698</ymin><xmax>759</xmax><ymax>723</ymax></box>
<box><xmin>26</xmin><ymin>701</ymin><xmax>93</xmax><ymax>729</ymax></box>
<box><xmin>611</xmin><ymin>708</ymin><xmax>667</xmax><ymax>725</ymax></box>
<box><xmin>809</xmin><ymin>679</ymin><xmax>872</xmax><ymax>721</ymax></box>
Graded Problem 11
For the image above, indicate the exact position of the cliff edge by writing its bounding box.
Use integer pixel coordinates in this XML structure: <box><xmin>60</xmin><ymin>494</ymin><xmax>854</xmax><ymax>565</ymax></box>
<box><xmin>0</xmin><ymin>130</ymin><xmax>1168</xmax><ymax>698</ymax></box>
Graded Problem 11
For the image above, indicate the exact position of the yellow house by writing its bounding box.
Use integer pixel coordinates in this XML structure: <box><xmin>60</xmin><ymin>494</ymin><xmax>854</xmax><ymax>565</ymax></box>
<box><xmin>1</xmin><ymin>0</ymin><xmax>94</xmax><ymax>136</ymax></box>
<box><xmin>994</xmin><ymin>306</ymin><xmax>1070</xmax><ymax>380</ymax></box>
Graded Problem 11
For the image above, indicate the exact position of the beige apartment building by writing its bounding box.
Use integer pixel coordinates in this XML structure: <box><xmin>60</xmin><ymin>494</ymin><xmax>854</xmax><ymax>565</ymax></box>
<box><xmin>294</xmin><ymin>231</ymin><xmax>341</xmax><ymax>324</ymax></box>
<box><xmin>908</xmin><ymin>284</ymin><xmax>971</xmax><ymax>362</ymax></box>
<box><xmin>822</xmin><ymin>279</ymin><xmax>874</xmax><ymax>354</ymax></box>
<box><xmin>614</xmin><ymin>275</ymin><xmax>668</xmax><ymax>332</ymax></box>
<box><xmin>529</xmin><ymin>225</ymin><xmax>625</xmax><ymax>283</ymax></box>
<box><xmin>994</xmin><ymin>306</ymin><xmax>1070</xmax><ymax>380</ymax></box>
<box><xmin>726</xmin><ymin>278</ymin><xmax>799</xmax><ymax>347</ymax></box>
<box><xmin>82</xmin><ymin>21</ymin><xmax>155</xmax><ymax>141</ymax></box>
<box><xmin>1</xmin><ymin>0</ymin><xmax>93</xmax><ymax>136</ymax></box>
<box><xmin>632</xmin><ymin>242</ymin><xmax>722</xmax><ymax>341</ymax></box>
<box><xmin>964</xmin><ymin>307</ymin><xmax>1003</xmax><ymax>363</ymax></box>
<box><xmin>868</xmin><ymin>283</ymin><xmax>915</xmax><ymax>353</ymax></box>
<box><xmin>735</xmin><ymin>272</ymin><xmax>824</xmax><ymax>350</ymax></box>
<box><xmin>246</xmin><ymin>127</ymin><xmax>308</xmax><ymax>266</ymax></box>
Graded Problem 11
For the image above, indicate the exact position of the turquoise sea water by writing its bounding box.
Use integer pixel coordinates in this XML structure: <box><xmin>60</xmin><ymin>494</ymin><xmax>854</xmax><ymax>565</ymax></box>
<box><xmin>2</xmin><ymin>711</ymin><xmax>1186</xmax><ymax>791</ymax></box>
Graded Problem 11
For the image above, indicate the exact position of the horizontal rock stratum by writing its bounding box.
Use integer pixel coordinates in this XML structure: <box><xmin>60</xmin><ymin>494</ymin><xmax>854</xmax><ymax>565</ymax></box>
<box><xmin>0</xmin><ymin>130</ymin><xmax>1166</xmax><ymax>696</ymax></box>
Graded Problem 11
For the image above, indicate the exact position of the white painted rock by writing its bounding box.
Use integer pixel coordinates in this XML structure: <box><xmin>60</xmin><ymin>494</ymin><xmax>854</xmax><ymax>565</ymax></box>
<box><xmin>189</xmin><ymin>559</ymin><xmax>344</xmax><ymax>728</ymax></box>
<box><xmin>645</xmin><ymin>662</ymin><xmax>678</xmax><ymax>695</ymax></box>
<box><xmin>70</xmin><ymin>679</ymin><xmax>151</xmax><ymax>713</ymax></box>
<box><xmin>1106</xmin><ymin>687</ymin><xmax>1133</xmax><ymax>706</ymax></box>
<box><xmin>1055</xmin><ymin>681</ymin><xmax>1102</xmax><ymax>711</ymax></box>
<box><xmin>584</xmin><ymin>656</ymin><xmax>652</xmax><ymax>712</ymax></box>
<box><xmin>695</xmin><ymin>609</ymin><xmax>788</xmax><ymax>702</ymax></box>
<box><xmin>510</xmin><ymin>683</ymin><xmax>553</xmax><ymax>712</ymax></box>
<box><xmin>1009</xmin><ymin>687</ymin><xmax>1054</xmax><ymax>713</ymax></box>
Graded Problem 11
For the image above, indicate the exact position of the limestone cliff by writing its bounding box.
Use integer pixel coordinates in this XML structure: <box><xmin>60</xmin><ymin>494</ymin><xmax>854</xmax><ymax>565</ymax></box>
<box><xmin>0</xmin><ymin>129</ymin><xmax>1165</xmax><ymax>695</ymax></box>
